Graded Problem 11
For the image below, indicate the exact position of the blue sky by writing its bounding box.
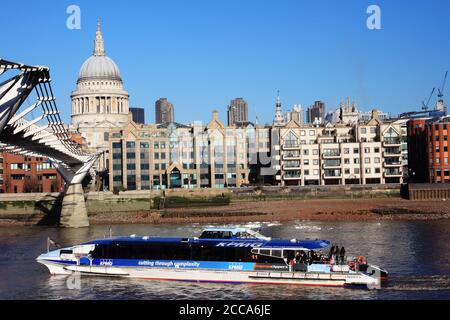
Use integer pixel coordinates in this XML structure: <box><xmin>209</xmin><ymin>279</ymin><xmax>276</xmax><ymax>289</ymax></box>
<box><xmin>1</xmin><ymin>0</ymin><xmax>450</xmax><ymax>124</ymax></box>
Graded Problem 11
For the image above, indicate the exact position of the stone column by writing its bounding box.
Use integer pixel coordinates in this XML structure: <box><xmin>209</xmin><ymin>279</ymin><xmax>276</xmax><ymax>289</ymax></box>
<box><xmin>59</xmin><ymin>183</ymin><xmax>89</xmax><ymax>228</ymax></box>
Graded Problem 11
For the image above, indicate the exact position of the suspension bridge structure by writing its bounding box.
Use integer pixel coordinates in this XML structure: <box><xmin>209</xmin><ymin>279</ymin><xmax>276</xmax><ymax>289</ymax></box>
<box><xmin>0</xmin><ymin>59</ymin><xmax>99</xmax><ymax>228</ymax></box>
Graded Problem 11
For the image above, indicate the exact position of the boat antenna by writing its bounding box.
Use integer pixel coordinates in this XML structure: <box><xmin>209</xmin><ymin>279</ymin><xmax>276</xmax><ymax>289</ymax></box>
<box><xmin>109</xmin><ymin>226</ymin><xmax>113</xmax><ymax>238</ymax></box>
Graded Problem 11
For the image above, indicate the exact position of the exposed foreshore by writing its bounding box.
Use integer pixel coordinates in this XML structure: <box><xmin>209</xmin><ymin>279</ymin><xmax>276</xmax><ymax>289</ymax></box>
<box><xmin>0</xmin><ymin>195</ymin><xmax>449</xmax><ymax>227</ymax></box>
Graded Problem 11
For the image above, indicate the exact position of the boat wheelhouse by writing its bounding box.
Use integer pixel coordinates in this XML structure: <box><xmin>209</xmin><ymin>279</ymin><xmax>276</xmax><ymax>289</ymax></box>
<box><xmin>37</xmin><ymin>228</ymin><xmax>387</xmax><ymax>289</ymax></box>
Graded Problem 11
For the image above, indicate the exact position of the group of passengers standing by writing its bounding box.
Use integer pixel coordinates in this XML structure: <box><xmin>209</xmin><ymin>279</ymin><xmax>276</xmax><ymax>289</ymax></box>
<box><xmin>288</xmin><ymin>245</ymin><xmax>346</xmax><ymax>270</ymax></box>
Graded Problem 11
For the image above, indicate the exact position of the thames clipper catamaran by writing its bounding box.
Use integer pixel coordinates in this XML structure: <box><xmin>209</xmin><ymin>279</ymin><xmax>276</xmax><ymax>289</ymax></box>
<box><xmin>37</xmin><ymin>228</ymin><xmax>388</xmax><ymax>289</ymax></box>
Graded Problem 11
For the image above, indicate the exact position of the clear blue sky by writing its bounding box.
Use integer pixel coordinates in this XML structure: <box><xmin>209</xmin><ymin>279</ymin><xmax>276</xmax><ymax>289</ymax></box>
<box><xmin>1</xmin><ymin>0</ymin><xmax>450</xmax><ymax>124</ymax></box>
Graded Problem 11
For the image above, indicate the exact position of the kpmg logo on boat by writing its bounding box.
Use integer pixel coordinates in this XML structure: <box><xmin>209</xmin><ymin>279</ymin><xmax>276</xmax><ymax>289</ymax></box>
<box><xmin>66</xmin><ymin>272</ymin><xmax>81</xmax><ymax>290</ymax></box>
<box><xmin>216</xmin><ymin>242</ymin><xmax>263</xmax><ymax>248</ymax></box>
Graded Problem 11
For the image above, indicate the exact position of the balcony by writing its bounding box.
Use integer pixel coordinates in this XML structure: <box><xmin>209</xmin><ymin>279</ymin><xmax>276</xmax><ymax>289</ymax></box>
<box><xmin>384</xmin><ymin>170</ymin><xmax>402</xmax><ymax>177</ymax></box>
<box><xmin>323</xmin><ymin>173</ymin><xmax>342</xmax><ymax>179</ymax></box>
<box><xmin>323</xmin><ymin>170</ymin><xmax>342</xmax><ymax>179</ymax></box>
<box><xmin>323</xmin><ymin>160</ymin><xmax>341</xmax><ymax>169</ymax></box>
<box><xmin>283</xmin><ymin>154</ymin><xmax>301</xmax><ymax>160</ymax></box>
<box><xmin>384</xmin><ymin>161</ymin><xmax>402</xmax><ymax>168</ymax></box>
<box><xmin>282</xmin><ymin>143</ymin><xmax>300</xmax><ymax>150</ymax></box>
<box><xmin>383</xmin><ymin>150</ymin><xmax>402</xmax><ymax>157</ymax></box>
<box><xmin>283</xmin><ymin>174</ymin><xmax>302</xmax><ymax>180</ymax></box>
<box><xmin>383</xmin><ymin>138</ymin><xmax>401</xmax><ymax>147</ymax></box>
<box><xmin>283</xmin><ymin>161</ymin><xmax>301</xmax><ymax>170</ymax></box>
<box><xmin>322</xmin><ymin>152</ymin><xmax>341</xmax><ymax>159</ymax></box>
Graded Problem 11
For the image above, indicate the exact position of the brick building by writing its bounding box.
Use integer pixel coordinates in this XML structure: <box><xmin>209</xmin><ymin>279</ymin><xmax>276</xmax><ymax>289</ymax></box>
<box><xmin>0</xmin><ymin>153</ymin><xmax>64</xmax><ymax>193</ymax></box>
<box><xmin>408</xmin><ymin>116</ymin><xmax>450</xmax><ymax>183</ymax></box>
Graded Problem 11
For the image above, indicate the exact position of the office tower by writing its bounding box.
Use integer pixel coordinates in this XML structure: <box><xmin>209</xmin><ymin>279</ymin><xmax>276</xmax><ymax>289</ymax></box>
<box><xmin>227</xmin><ymin>98</ymin><xmax>248</xmax><ymax>126</ymax></box>
<box><xmin>130</xmin><ymin>107</ymin><xmax>145</xmax><ymax>124</ymax></box>
<box><xmin>306</xmin><ymin>101</ymin><xmax>325</xmax><ymax>124</ymax></box>
<box><xmin>286</xmin><ymin>105</ymin><xmax>303</xmax><ymax>124</ymax></box>
<box><xmin>155</xmin><ymin>98</ymin><xmax>175</xmax><ymax>124</ymax></box>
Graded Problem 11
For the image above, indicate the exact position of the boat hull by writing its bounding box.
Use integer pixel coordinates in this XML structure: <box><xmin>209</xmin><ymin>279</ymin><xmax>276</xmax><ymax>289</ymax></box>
<box><xmin>37</xmin><ymin>260</ymin><xmax>378</xmax><ymax>288</ymax></box>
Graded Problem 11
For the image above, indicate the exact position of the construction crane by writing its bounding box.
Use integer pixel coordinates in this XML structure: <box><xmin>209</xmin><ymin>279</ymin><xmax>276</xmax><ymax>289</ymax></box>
<box><xmin>422</xmin><ymin>87</ymin><xmax>436</xmax><ymax>111</ymax></box>
<box><xmin>438</xmin><ymin>71</ymin><xmax>448</xmax><ymax>100</ymax></box>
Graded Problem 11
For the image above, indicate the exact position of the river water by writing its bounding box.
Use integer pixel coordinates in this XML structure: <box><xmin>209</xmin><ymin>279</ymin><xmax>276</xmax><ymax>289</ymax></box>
<box><xmin>0</xmin><ymin>220</ymin><xmax>449</xmax><ymax>300</ymax></box>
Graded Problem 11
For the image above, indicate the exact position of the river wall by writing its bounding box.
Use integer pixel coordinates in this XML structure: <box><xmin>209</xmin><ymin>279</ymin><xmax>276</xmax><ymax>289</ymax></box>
<box><xmin>0</xmin><ymin>184</ymin><xmax>401</xmax><ymax>220</ymax></box>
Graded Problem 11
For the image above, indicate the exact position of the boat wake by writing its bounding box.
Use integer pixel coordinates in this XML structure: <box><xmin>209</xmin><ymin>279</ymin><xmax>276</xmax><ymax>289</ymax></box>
<box><xmin>386</xmin><ymin>275</ymin><xmax>450</xmax><ymax>291</ymax></box>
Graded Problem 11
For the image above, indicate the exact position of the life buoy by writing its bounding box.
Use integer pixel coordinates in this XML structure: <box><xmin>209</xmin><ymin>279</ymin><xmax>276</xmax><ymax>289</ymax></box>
<box><xmin>357</xmin><ymin>256</ymin><xmax>367</xmax><ymax>265</ymax></box>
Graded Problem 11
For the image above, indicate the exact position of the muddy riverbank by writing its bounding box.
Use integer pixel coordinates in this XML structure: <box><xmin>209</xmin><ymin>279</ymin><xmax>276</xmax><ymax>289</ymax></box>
<box><xmin>1</xmin><ymin>198</ymin><xmax>448</xmax><ymax>227</ymax></box>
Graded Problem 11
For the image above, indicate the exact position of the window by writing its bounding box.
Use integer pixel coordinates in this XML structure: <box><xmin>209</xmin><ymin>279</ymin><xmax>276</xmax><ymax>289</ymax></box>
<box><xmin>309</xmin><ymin>130</ymin><xmax>315</xmax><ymax>136</ymax></box>
<box><xmin>365</xmin><ymin>158</ymin><xmax>371</xmax><ymax>164</ymax></box>
<box><xmin>361</xmin><ymin>128</ymin><xmax>367</xmax><ymax>134</ymax></box>
<box><xmin>364</xmin><ymin>148</ymin><xmax>370</xmax><ymax>154</ymax></box>
<box><xmin>353</xmin><ymin>148</ymin><xmax>359</xmax><ymax>154</ymax></box>
<box><xmin>365</xmin><ymin>168</ymin><xmax>371</xmax><ymax>174</ymax></box>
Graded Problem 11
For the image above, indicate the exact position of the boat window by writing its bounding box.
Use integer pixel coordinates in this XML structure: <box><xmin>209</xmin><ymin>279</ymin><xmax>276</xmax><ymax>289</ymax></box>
<box><xmin>199</xmin><ymin>231</ymin><xmax>233</xmax><ymax>239</ymax></box>
<box><xmin>60</xmin><ymin>250</ymin><xmax>73</xmax><ymax>255</ymax></box>
<box><xmin>235</xmin><ymin>232</ymin><xmax>256</xmax><ymax>239</ymax></box>
<box><xmin>272</xmin><ymin>250</ymin><xmax>282</xmax><ymax>258</ymax></box>
<box><xmin>259</xmin><ymin>249</ymin><xmax>270</xmax><ymax>256</ymax></box>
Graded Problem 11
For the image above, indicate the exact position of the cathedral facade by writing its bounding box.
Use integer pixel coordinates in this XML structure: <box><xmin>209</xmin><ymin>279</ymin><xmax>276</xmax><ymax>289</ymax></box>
<box><xmin>71</xmin><ymin>20</ymin><xmax>129</xmax><ymax>161</ymax></box>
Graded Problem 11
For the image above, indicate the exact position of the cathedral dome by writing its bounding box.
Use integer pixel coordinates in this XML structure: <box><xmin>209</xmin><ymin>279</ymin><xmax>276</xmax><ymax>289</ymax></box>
<box><xmin>77</xmin><ymin>19</ymin><xmax>122</xmax><ymax>83</ymax></box>
<box><xmin>78</xmin><ymin>55</ymin><xmax>121</xmax><ymax>82</ymax></box>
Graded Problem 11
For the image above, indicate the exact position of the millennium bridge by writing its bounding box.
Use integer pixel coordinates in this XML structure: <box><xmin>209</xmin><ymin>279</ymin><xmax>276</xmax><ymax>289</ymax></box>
<box><xmin>0</xmin><ymin>59</ymin><xmax>99</xmax><ymax>228</ymax></box>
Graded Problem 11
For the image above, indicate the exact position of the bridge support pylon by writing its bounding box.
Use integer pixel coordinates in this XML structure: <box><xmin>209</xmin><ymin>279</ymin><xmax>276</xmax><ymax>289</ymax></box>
<box><xmin>59</xmin><ymin>183</ymin><xmax>90</xmax><ymax>228</ymax></box>
<box><xmin>54</xmin><ymin>157</ymin><xmax>98</xmax><ymax>228</ymax></box>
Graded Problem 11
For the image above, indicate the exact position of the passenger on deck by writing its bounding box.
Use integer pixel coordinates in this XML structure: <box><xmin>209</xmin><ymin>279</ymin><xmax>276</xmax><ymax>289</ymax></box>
<box><xmin>340</xmin><ymin>247</ymin><xmax>346</xmax><ymax>264</ymax></box>
<box><xmin>295</xmin><ymin>251</ymin><xmax>301</xmax><ymax>263</ymax></box>
<box><xmin>299</xmin><ymin>251</ymin><xmax>308</xmax><ymax>264</ymax></box>
<box><xmin>334</xmin><ymin>246</ymin><xmax>340</xmax><ymax>265</ymax></box>
<box><xmin>328</xmin><ymin>245</ymin><xmax>336</xmax><ymax>260</ymax></box>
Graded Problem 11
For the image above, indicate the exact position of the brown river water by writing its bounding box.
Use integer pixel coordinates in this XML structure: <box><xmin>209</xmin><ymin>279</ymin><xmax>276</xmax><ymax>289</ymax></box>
<box><xmin>0</xmin><ymin>220</ymin><xmax>449</xmax><ymax>300</ymax></box>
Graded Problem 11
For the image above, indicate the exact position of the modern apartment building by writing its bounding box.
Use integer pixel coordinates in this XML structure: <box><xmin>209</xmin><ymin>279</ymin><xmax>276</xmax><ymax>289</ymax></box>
<box><xmin>278</xmin><ymin>109</ymin><xmax>403</xmax><ymax>186</ymax></box>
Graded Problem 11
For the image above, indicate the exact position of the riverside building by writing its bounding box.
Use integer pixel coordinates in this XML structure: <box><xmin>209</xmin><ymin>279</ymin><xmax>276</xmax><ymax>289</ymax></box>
<box><xmin>108</xmin><ymin>111</ymin><xmax>272</xmax><ymax>191</ymax></box>
<box><xmin>108</xmin><ymin>94</ymin><xmax>404</xmax><ymax>190</ymax></box>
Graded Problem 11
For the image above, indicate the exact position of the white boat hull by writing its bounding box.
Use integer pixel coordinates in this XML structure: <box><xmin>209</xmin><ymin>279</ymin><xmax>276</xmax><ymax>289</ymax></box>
<box><xmin>37</xmin><ymin>260</ymin><xmax>378</xmax><ymax>288</ymax></box>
